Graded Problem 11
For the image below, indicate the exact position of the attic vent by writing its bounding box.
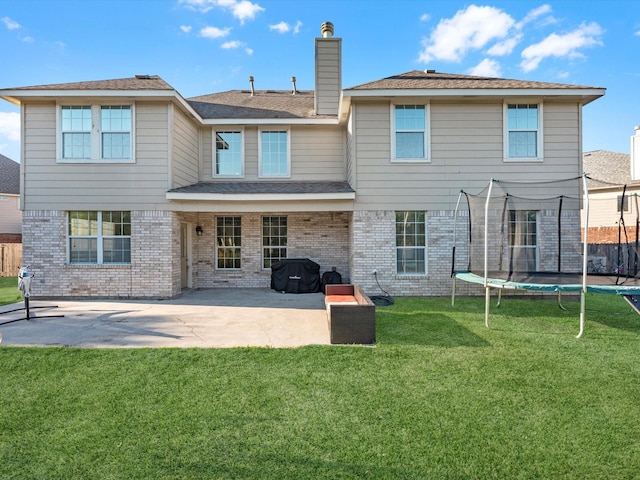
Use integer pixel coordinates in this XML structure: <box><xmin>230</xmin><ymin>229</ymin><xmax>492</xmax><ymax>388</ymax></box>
<box><xmin>425</xmin><ymin>69</ymin><xmax>436</xmax><ymax>74</ymax></box>
<box><xmin>135</xmin><ymin>74</ymin><xmax>151</xmax><ymax>79</ymax></box>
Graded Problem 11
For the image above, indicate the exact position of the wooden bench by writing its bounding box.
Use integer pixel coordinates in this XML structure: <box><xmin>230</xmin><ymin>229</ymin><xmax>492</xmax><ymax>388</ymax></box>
<box><xmin>324</xmin><ymin>284</ymin><xmax>376</xmax><ymax>344</ymax></box>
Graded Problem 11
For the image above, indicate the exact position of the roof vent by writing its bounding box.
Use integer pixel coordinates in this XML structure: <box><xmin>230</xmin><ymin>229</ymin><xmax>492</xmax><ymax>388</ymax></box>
<box><xmin>135</xmin><ymin>74</ymin><xmax>152</xmax><ymax>79</ymax></box>
<box><xmin>425</xmin><ymin>69</ymin><xmax>436</xmax><ymax>74</ymax></box>
<box><xmin>291</xmin><ymin>76</ymin><xmax>297</xmax><ymax>95</ymax></box>
<box><xmin>321</xmin><ymin>21</ymin><xmax>334</xmax><ymax>38</ymax></box>
<box><xmin>248</xmin><ymin>75</ymin><xmax>255</xmax><ymax>96</ymax></box>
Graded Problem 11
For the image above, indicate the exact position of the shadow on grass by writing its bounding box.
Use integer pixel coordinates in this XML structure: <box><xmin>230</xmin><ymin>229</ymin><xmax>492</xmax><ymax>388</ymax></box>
<box><xmin>376</xmin><ymin>311</ymin><xmax>490</xmax><ymax>347</ymax></box>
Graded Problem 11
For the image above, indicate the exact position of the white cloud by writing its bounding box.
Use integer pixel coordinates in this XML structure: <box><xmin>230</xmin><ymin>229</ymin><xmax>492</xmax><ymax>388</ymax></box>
<box><xmin>418</xmin><ymin>5</ymin><xmax>515</xmax><ymax>63</ymax></box>
<box><xmin>200</xmin><ymin>26</ymin><xmax>232</xmax><ymax>39</ymax></box>
<box><xmin>245</xmin><ymin>47</ymin><xmax>253</xmax><ymax>55</ymax></box>
<box><xmin>487</xmin><ymin>34</ymin><xmax>522</xmax><ymax>56</ymax></box>
<box><xmin>221</xmin><ymin>40</ymin><xmax>243</xmax><ymax>49</ymax></box>
<box><xmin>293</xmin><ymin>20</ymin><xmax>302</xmax><ymax>34</ymax></box>
<box><xmin>180</xmin><ymin>0</ymin><xmax>264</xmax><ymax>24</ymax></box>
<box><xmin>635</xmin><ymin>30</ymin><xmax>640</xmax><ymax>37</ymax></box>
<box><xmin>21</xmin><ymin>36</ymin><xmax>34</xmax><ymax>43</ymax></box>
<box><xmin>520</xmin><ymin>21</ymin><xmax>603</xmax><ymax>72</ymax></box>
<box><xmin>180</xmin><ymin>25</ymin><xmax>192</xmax><ymax>33</ymax></box>
<box><xmin>420</xmin><ymin>13</ymin><xmax>430</xmax><ymax>22</ymax></box>
<box><xmin>0</xmin><ymin>112</ymin><xmax>21</xmax><ymax>142</ymax></box>
<box><xmin>2</xmin><ymin>16</ymin><xmax>20</xmax><ymax>30</ymax></box>
<box><xmin>517</xmin><ymin>4</ymin><xmax>552</xmax><ymax>28</ymax></box>
<box><xmin>557</xmin><ymin>71</ymin><xmax>570</xmax><ymax>79</ymax></box>
<box><xmin>269</xmin><ymin>21</ymin><xmax>290</xmax><ymax>34</ymax></box>
<box><xmin>468</xmin><ymin>58</ymin><xmax>501</xmax><ymax>77</ymax></box>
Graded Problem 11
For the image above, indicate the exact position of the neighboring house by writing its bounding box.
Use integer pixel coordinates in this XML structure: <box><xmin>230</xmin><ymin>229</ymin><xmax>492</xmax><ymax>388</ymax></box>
<box><xmin>0</xmin><ymin>22</ymin><xmax>605</xmax><ymax>298</ymax></box>
<box><xmin>582</xmin><ymin>131</ymin><xmax>640</xmax><ymax>272</ymax></box>
<box><xmin>0</xmin><ymin>154</ymin><xmax>21</xmax><ymax>243</ymax></box>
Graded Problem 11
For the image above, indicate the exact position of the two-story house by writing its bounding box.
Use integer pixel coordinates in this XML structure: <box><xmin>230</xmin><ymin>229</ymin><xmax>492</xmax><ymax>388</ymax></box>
<box><xmin>0</xmin><ymin>22</ymin><xmax>605</xmax><ymax>298</ymax></box>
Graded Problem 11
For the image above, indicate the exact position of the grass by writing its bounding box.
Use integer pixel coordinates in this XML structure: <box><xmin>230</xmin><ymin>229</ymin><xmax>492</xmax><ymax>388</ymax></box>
<box><xmin>1</xmin><ymin>285</ymin><xmax>640</xmax><ymax>478</ymax></box>
<box><xmin>0</xmin><ymin>277</ymin><xmax>22</xmax><ymax>306</ymax></box>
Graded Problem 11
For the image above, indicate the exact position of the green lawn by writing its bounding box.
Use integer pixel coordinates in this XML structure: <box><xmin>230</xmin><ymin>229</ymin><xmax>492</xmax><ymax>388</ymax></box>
<box><xmin>0</xmin><ymin>277</ymin><xmax>21</xmax><ymax>306</ymax></box>
<box><xmin>1</xmin><ymin>287</ymin><xmax>640</xmax><ymax>478</ymax></box>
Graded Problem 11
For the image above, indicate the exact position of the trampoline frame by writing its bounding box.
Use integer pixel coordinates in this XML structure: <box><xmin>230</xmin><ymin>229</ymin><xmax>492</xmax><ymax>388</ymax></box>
<box><xmin>452</xmin><ymin>174</ymin><xmax>640</xmax><ymax>338</ymax></box>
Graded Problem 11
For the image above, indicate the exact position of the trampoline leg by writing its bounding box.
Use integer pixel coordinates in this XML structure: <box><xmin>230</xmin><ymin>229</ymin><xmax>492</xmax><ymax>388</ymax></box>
<box><xmin>485</xmin><ymin>286</ymin><xmax>490</xmax><ymax>328</ymax></box>
<box><xmin>557</xmin><ymin>292</ymin><xmax>567</xmax><ymax>311</ymax></box>
<box><xmin>496</xmin><ymin>288</ymin><xmax>502</xmax><ymax>308</ymax></box>
<box><xmin>451</xmin><ymin>276</ymin><xmax>456</xmax><ymax>307</ymax></box>
<box><xmin>576</xmin><ymin>291</ymin><xmax>585</xmax><ymax>338</ymax></box>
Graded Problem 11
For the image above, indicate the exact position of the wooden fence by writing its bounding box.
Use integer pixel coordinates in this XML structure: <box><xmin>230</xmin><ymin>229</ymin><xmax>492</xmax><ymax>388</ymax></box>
<box><xmin>0</xmin><ymin>243</ymin><xmax>22</xmax><ymax>277</ymax></box>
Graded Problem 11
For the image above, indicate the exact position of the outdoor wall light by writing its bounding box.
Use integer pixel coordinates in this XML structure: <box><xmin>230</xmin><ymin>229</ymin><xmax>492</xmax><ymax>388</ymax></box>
<box><xmin>195</xmin><ymin>225</ymin><xmax>203</xmax><ymax>236</ymax></box>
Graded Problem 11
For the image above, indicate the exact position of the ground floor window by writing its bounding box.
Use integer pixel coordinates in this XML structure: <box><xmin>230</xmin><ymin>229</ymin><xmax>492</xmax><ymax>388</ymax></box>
<box><xmin>262</xmin><ymin>216</ymin><xmax>287</xmax><ymax>268</ymax></box>
<box><xmin>216</xmin><ymin>216</ymin><xmax>242</xmax><ymax>269</ymax></box>
<box><xmin>68</xmin><ymin>211</ymin><xmax>131</xmax><ymax>264</ymax></box>
<box><xmin>508</xmin><ymin>210</ymin><xmax>538</xmax><ymax>271</ymax></box>
<box><xmin>396</xmin><ymin>211</ymin><xmax>426</xmax><ymax>275</ymax></box>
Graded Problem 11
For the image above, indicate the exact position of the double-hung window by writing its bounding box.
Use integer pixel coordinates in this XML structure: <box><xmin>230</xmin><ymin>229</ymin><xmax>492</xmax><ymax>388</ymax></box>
<box><xmin>68</xmin><ymin>211</ymin><xmax>131</xmax><ymax>264</ymax></box>
<box><xmin>392</xmin><ymin>104</ymin><xmax>429</xmax><ymax>162</ymax></box>
<box><xmin>59</xmin><ymin>104</ymin><xmax>133</xmax><ymax>162</ymax></box>
<box><xmin>508</xmin><ymin>210</ymin><xmax>538</xmax><ymax>271</ymax></box>
<box><xmin>215</xmin><ymin>130</ymin><xmax>244</xmax><ymax>177</ymax></box>
<box><xmin>216</xmin><ymin>216</ymin><xmax>242</xmax><ymax>269</ymax></box>
<box><xmin>505</xmin><ymin>103</ymin><xmax>542</xmax><ymax>161</ymax></box>
<box><xmin>259</xmin><ymin>129</ymin><xmax>290</xmax><ymax>177</ymax></box>
<box><xmin>396</xmin><ymin>211</ymin><xmax>427</xmax><ymax>275</ymax></box>
<box><xmin>262</xmin><ymin>216</ymin><xmax>287</xmax><ymax>268</ymax></box>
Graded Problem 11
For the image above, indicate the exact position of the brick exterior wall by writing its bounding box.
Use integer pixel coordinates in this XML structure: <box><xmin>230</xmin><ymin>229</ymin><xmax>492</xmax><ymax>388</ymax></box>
<box><xmin>188</xmin><ymin>211</ymin><xmax>351</xmax><ymax>289</ymax></box>
<box><xmin>22</xmin><ymin>210</ymin><xmax>178</xmax><ymax>298</ymax></box>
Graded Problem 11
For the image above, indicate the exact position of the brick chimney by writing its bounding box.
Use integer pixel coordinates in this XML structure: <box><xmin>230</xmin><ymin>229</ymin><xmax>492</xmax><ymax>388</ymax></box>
<box><xmin>632</xmin><ymin>126</ymin><xmax>640</xmax><ymax>180</ymax></box>
<box><xmin>315</xmin><ymin>21</ymin><xmax>341</xmax><ymax>116</ymax></box>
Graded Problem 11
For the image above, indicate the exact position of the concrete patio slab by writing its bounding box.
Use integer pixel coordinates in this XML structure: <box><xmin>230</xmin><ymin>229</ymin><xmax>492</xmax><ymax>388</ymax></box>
<box><xmin>0</xmin><ymin>289</ymin><xmax>330</xmax><ymax>348</ymax></box>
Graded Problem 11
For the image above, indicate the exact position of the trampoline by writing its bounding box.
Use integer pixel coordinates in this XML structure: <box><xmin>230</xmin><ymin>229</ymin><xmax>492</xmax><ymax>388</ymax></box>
<box><xmin>451</xmin><ymin>174</ymin><xmax>640</xmax><ymax>337</ymax></box>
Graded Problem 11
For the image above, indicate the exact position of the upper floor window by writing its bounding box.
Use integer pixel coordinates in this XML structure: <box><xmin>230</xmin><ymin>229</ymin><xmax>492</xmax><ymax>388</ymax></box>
<box><xmin>505</xmin><ymin>103</ymin><xmax>543</xmax><ymax>161</ymax></box>
<box><xmin>396</xmin><ymin>211</ymin><xmax>427</xmax><ymax>275</ymax></box>
<box><xmin>392</xmin><ymin>105</ymin><xmax>429</xmax><ymax>162</ymax></box>
<box><xmin>215</xmin><ymin>131</ymin><xmax>244</xmax><ymax>177</ymax></box>
<box><xmin>259</xmin><ymin>129</ymin><xmax>290</xmax><ymax>177</ymax></box>
<box><xmin>59</xmin><ymin>104</ymin><xmax>133</xmax><ymax>163</ymax></box>
<box><xmin>68</xmin><ymin>211</ymin><xmax>131</xmax><ymax>264</ymax></box>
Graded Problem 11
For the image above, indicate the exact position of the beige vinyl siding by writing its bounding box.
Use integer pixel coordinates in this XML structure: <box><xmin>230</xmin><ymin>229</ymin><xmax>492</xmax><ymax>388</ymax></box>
<box><xmin>202</xmin><ymin>125</ymin><xmax>345</xmax><ymax>181</ymax></box>
<box><xmin>353</xmin><ymin>100</ymin><xmax>583</xmax><ymax>210</ymax></box>
<box><xmin>314</xmin><ymin>38</ymin><xmax>341</xmax><ymax>115</ymax></box>
<box><xmin>0</xmin><ymin>195</ymin><xmax>21</xmax><ymax>233</ymax></box>
<box><xmin>172</xmin><ymin>106</ymin><xmax>199</xmax><ymax>188</ymax></box>
<box><xmin>22</xmin><ymin>102</ymin><xmax>172</xmax><ymax>210</ymax></box>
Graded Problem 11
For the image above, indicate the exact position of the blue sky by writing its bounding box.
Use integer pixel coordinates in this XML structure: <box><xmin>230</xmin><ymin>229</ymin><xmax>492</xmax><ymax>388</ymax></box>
<box><xmin>1</xmin><ymin>0</ymin><xmax>638</xmax><ymax>163</ymax></box>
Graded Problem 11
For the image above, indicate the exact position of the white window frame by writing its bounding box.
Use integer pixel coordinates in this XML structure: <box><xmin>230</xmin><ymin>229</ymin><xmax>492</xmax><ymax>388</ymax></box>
<box><xmin>262</xmin><ymin>215</ymin><xmax>288</xmax><ymax>269</ymax></box>
<box><xmin>67</xmin><ymin>211</ymin><xmax>131</xmax><ymax>265</ymax></box>
<box><xmin>503</xmin><ymin>102</ymin><xmax>543</xmax><ymax>162</ymax></box>
<box><xmin>395</xmin><ymin>211</ymin><xmax>428</xmax><ymax>276</ymax></box>
<box><xmin>216</xmin><ymin>216</ymin><xmax>242</xmax><ymax>270</ymax></box>
<box><xmin>507</xmin><ymin>210</ymin><xmax>539</xmax><ymax>271</ymax></box>
<box><xmin>213</xmin><ymin>129</ymin><xmax>245</xmax><ymax>178</ymax></box>
<box><xmin>57</xmin><ymin>103</ymin><xmax>135</xmax><ymax>163</ymax></box>
<box><xmin>258</xmin><ymin>127</ymin><xmax>291</xmax><ymax>178</ymax></box>
<box><xmin>391</xmin><ymin>103</ymin><xmax>430</xmax><ymax>163</ymax></box>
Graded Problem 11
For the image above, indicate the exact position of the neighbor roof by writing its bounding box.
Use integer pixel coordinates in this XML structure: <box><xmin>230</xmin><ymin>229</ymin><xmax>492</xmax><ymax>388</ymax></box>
<box><xmin>583</xmin><ymin>150</ymin><xmax>634</xmax><ymax>186</ymax></box>
<box><xmin>346</xmin><ymin>70</ymin><xmax>603</xmax><ymax>91</ymax></box>
<box><xmin>0</xmin><ymin>154</ymin><xmax>20</xmax><ymax>195</ymax></box>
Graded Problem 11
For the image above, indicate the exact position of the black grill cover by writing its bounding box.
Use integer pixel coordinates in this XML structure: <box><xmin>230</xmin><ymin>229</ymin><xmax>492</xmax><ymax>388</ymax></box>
<box><xmin>270</xmin><ymin>258</ymin><xmax>320</xmax><ymax>293</ymax></box>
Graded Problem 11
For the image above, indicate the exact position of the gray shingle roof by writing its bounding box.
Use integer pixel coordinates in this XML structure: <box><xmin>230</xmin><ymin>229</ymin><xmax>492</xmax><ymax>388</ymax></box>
<box><xmin>346</xmin><ymin>70</ymin><xmax>603</xmax><ymax>91</ymax></box>
<box><xmin>0</xmin><ymin>154</ymin><xmax>19</xmax><ymax>194</ymax></box>
<box><xmin>2</xmin><ymin>75</ymin><xmax>175</xmax><ymax>91</ymax></box>
<box><xmin>187</xmin><ymin>90</ymin><xmax>332</xmax><ymax>120</ymax></box>
<box><xmin>169</xmin><ymin>181</ymin><xmax>354</xmax><ymax>195</ymax></box>
<box><xmin>583</xmin><ymin>150</ymin><xmax>632</xmax><ymax>186</ymax></box>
